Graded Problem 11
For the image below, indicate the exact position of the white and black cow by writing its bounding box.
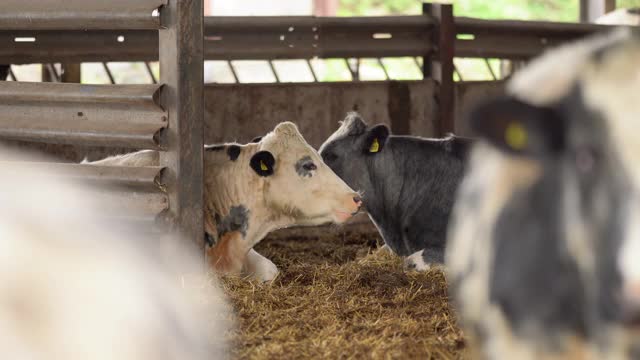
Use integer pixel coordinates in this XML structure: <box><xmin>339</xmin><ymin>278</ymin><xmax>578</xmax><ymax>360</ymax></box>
<box><xmin>0</xmin><ymin>149</ymin><xmax>230</xmax><ymax>360</ymax></box>
<box><xmin>319</xmin><ymin>114</ymin><xmax>472</xmax><ymax>269</ymax></box>
<box><xmin>90</xmin><ymin>122</ymin><xmax>361</xmax><ymax>282</ymax></box>
<box><xmin>447</xmin><ymin>28</ymin><xmax>640</xmax><ymax>359</ymax></box>
<box><xmin>596</xmin><ymin>7</ymin><xmax>640</xmax><ymax>26</ymax></box>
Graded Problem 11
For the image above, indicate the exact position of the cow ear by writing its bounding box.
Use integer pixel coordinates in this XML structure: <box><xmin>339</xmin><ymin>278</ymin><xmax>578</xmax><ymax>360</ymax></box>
<box><xmin>250</xmin><ymin>136</ymin><xmax>263</xmax><ymax>143</ymax></box>
<box><xmin>469</xmin><ymin>96</ymin><xmax>566</xmax><ymax>157</ymax></box>
<box><xmin>364</xmin><ymin>124</ymin><xmax>390</xmax><ymax>154</ymax></box>
<box><xmin>250</xmin><ymin>151</ymin><xmax>275</xmax><ymax>177</ymax></box>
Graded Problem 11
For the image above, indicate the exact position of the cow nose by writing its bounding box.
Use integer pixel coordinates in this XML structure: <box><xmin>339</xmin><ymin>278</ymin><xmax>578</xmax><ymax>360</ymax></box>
<box><xmin>353</xmin><ymin>196</ymin><xmax>362</xmax><ymax>206</ymax></box>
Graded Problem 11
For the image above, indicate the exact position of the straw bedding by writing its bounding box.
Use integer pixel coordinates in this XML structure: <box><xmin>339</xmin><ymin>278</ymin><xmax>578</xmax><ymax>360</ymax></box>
<box><xmin>219</xmin><ymin>225</ymin><xmax>467</xmax><ymax>359</ymax></box>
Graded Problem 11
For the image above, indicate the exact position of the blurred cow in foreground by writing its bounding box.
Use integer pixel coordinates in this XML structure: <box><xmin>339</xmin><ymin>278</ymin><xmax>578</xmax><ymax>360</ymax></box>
<box><xmin>596</xmin><ymin>7</ymin><xmax>640</xmax><ymax>26</ymax></box>
<box><xmin>0</xmin><ymin>149</ymin><xmax>231</xmax><ymax>360</ymax></box>
<box><xmin>447</xmin><ymin>28</ymin><xmax>640</xmax><ymax>359</ymax></box>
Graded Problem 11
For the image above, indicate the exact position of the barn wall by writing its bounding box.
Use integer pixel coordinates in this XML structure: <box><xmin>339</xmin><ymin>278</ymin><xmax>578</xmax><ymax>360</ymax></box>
<box><xmin>2</xmin><ymin>80</ymin><xmax>504</xmax><ymax>162</ymax></box>
<box><xmin>454</xmin><ymin>80</ymin><xmax>505</xmax><ymax>137</ymax></box>
<box><xmin>203</xmin><ymin>80</ymin><xmax>439</xmax><ymax>148</ymax></box>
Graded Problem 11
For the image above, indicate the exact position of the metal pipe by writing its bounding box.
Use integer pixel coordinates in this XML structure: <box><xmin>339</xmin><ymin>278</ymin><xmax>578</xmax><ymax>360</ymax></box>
<box><xmin>144</xmin><ymin>62</ymin><xmax>157</xmax><ymax>84</ymax></box>
<box><xmin>102</xmin><ymin>62</ymin><xmax>116</xmax><ymax>84</ymax></box>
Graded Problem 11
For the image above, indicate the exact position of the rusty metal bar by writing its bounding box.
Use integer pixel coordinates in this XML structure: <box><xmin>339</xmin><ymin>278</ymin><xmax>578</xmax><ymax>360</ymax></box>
<box><xmin>102</xmin><ymin>62</ymin><xmax>116</xmax><ymax>84</ymax></box>
<box><xmin>306</xmin><ymin>59</ymin><xmax>318</xmax><ymax>82</ymax></box>
<box><xmin>0</xmin><ymin>82</ymin><xmax>166</xmax><ymax>148</ymax></box>
<box><xmin>1</xmin><ymin>162</ymin><xmax>164</xmax><ymax>190</ymax></box>
<box><xmin>0</xmin><ymin>0</ymin><xmax>166</xmax><ymax>30</ymax></box>
<box><xmin>484</xmin><ymin>58</ymin><xmax>497</xmax><ymax>81</ymax></box>
<box><xmin>268</xmin><ymin>60</ymin><xmax>280</xmax><ymax>83</ymax></box>
<box><xmin>228</xmin><ymin>61</ymin><xmax>239</xmax><ymax>83</ymax></box>
<box><xmin>145</xmin><ymin>62</ymin><xmax>158</xmax><ymax>84</ymax></box>
<box><xmin>376</xmin><ymin>58</ymin><xmax>390</xmax><ymax>80</ymax></box>
<box><xmin>159</xmin><ymin>0</ymin><xmax>205</xmax><ymax>249</ymax></box>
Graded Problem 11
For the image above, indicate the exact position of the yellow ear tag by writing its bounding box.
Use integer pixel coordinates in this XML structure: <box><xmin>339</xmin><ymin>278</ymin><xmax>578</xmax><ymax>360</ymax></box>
<box><xmin>505</xmin><ymin>122</ymin><xmax>528</xmax><ymax>150</ymax></box>
<box><xmin>369</xmin><ymin>138</ymin><xmax>380</xmax><ymax>153</ymax></box>
<box><xmin>260</xmin><ymin>160</ymin><xmax>268</xmax><ymax>171</ymax></box>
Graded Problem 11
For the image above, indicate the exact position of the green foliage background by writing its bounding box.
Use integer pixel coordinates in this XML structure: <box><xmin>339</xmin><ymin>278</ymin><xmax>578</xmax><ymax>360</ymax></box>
<box><xmin>321</xmin><ymin>0</ymin><xmax>640</xmax><ymax>81</ymax></box>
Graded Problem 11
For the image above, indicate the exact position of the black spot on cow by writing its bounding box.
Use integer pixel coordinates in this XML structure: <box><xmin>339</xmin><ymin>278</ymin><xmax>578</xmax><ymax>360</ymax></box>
<box><xmin>251</xmin><ymin>136</ymin><xmax>263</xmax><ymax>143</ymax></box>
<box><xmin>227</xmin><ymin>145</ymin><xmax>241</xmax><ymax>161</ymax></box>
<box><xmin>204</xmin><ymin>232</ymin><xmax>216</xmax><ymax>247</ymax></box>
<box><xmin>216</xmin><ymin>205</ymin><xmax>250</xmax><ymax>238</ymax></box>
<box><xmin>294</xmin><ymin>156</ymin><xmax>316</xmax><ymax>178</ymax></box>
<box><xmin>250</xmin><ymin>151</ymin><xmax>275</xmax><ymax>177</ymax></box>
<box><xmin>205</xmin><ymin>144</ymin><xmax>225</xmax><ymax>152</ymax></box>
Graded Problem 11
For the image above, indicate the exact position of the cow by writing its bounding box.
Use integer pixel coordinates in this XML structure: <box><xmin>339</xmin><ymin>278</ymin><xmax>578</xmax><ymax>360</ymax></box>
<box><xmin>596</xmin><ymin>7</ymin><xmax>640</xmax><ymax>26</ymax></box>
<box><xmin>318</xmin><ymin>114</ymin><xmax>472</xmax><ymax>270</ymax></box>
<box><xmin>89</xmin><ymin>121</ymin><xmax>362</xmax><ymax>282</ymax></box>
<box><xmin>446</xmin><ymin>28</ymin><xmax>640</xmax><ymax>359</ymax></box>
<box><xmin>0</xmin><ymin>148</ymin><xmax>230</xmax><ymax>360</ymax></box>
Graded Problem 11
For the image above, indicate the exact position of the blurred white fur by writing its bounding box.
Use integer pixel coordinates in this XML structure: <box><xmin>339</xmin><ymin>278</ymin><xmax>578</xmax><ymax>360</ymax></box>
<box><xmin>0</xmin><ymin>148</ymin><xmax>231</xmax><ymax>360</ymax></box>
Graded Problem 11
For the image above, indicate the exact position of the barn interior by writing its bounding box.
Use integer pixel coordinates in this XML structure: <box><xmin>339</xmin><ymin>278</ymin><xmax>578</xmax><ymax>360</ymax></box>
<box><xmin>1</xmin><ymin>0</ymin><xmax>638</xmax><ymax>358</ymax></box>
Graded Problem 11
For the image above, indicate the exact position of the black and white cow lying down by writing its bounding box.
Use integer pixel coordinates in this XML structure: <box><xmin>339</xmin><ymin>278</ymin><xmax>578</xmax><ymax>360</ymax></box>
<box><xmin>89</xmin><ymin>122</ymin><xmax>362</xmax><ymax>282</ymax></box>
<box><xmin>447</xmin><ymin>28</ymin><xmax>640</xmax><ymax>359</ymax></box>
<box><xmin>0</xmin><ymin>149</ymin><xmax>229</xmax><ymax>360</ymax></box>
<box><xmin>319</xmin><ymin>114</ymin><xmax>472</xmax><ymax>269</ymax></box>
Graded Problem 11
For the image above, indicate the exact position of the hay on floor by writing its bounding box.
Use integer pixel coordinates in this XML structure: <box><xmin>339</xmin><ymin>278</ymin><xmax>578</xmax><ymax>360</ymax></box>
<box><xmin>220</xmin><ymin>227</ymin><xmax>467</xmax><ymax>359</ymax></box>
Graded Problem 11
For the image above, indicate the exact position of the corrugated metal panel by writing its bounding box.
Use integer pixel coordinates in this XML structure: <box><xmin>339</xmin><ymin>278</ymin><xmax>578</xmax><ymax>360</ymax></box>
<box><xmin>0</xmin><ymin>0</ymin><xmax>166</xmax><ymax>30</ymax></box>
<box><xmin>0</xmin><ymin>82</ymin><xmax>166</xmax><ymax>148</ymax></box>
<box><xmin>0</xmin><ymin>162</ymin><xmax>164</xmax><ymax>190</ymax></box>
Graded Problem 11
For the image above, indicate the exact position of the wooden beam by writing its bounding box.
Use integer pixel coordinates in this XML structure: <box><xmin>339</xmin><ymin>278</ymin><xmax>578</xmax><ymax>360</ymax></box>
<box><xmin>159</xmin><ymin>0</ymin><xmax>205</xmax><ymax>251</ymax></box>
<box><xmin>423</xmin><ymin>3</ymin><xmax>455</xmax><ymax>136</ymax></box>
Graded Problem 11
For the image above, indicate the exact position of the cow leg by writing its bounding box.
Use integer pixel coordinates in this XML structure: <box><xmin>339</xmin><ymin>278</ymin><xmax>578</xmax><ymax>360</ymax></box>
<box><xmin>404</xmin><ymin>248</ymin><xmax>444</xmax><ymax>271</ymax></box>
<box><xmin>243</xmin><ymin>249</ymin><xmax>279</xmax><ymax>282</ymax></box>
<box><xmin>205</xmin><ymin>231</ymin><xmax>248</xmax><ymax>275</ymax></box>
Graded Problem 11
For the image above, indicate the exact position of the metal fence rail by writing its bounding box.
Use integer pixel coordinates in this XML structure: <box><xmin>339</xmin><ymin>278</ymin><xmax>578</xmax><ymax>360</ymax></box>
<box><xmin>0</xmin><ymin>0</ymin><xmax>205</xmax><ymax>251</ymax></box>
<box><xmin>0</xmin><ymin>82</ymin><xmax>166</xmax><ymax>148</ymax></box>
<box><xmin>0</xmin><ymin>0</ymin><xmax>165</xmax><ymax>30</ymax></box>
<box><xmin>0</xmin><ymin>14</ymin><xmax>622</xmax><ymax>64</ymax></box>
<box><xmin>455</xmin><ymin>17</ymin><xmax>614</xmax><ymax>59</ymax></box>
<box><xmin>1</xmin><ymin>162</ymin><xmax>165</xmax><ymax>189</ymax></box>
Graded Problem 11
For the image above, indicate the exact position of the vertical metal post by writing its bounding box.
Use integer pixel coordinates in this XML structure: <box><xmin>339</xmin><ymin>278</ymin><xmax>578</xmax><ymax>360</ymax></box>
<box><xmin>159</xmin><ymin>0</ymin><xmax>204</xmax><ymax>252</ymax></box>
<box><xmin>61</xmin><ymin>63</ymin><xmax>81</xmax><ymax>83</ymax></box>
<box><xmin>580</xmin><ymin>0</ymin><xmax>616</xmax><ymax>22</ymax></box>
<box><xmin>423</xmin><ymin>2</ymin><xmax>455</xmax><ymax>136</ymax></box>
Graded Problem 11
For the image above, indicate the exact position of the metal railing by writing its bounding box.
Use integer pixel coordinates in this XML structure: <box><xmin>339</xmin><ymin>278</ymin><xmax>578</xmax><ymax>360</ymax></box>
<box><xmin>0</xmin><ymin>0</ymin><xmax>205</xmax><ymax>250</ymax></box>
<box><xmin>1</xmin><ymin>3</ymin><xmax>629</xmax><ymax>142</ymax></box>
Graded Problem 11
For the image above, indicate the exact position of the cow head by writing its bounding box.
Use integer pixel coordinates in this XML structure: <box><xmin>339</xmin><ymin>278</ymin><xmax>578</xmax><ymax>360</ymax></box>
<box><xmin>448</xmin><ymin>28</ymin><xmax>640</xmax><ymax>355</ymax></box>
<box><xmin>250</xmin><ymin>122</ymin><xmax>361</xmax><ymax>225</ymax></box>
<box><xmin>318</xmin><ymin>113</ymin><xmax>390</xmax><ymax>204</ymax></box>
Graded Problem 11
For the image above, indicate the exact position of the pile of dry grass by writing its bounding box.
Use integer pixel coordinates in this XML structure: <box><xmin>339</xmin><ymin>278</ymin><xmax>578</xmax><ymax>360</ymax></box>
<box><xmin>220</xmin><ymin>228</ymin><xmax>467</xmax><ymax>359</ymax></box>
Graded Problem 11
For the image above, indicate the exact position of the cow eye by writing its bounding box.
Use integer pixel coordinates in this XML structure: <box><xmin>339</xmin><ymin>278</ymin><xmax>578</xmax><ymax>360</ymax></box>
<box><xmin>303</xmin><ymin>163</ymin><xmax>317</xmax><ymax>171</ymax></box>
<box><xmin>322</xmin><ymin>152</ymin><xmax>338</xmax><ymax>163</ymax></box>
